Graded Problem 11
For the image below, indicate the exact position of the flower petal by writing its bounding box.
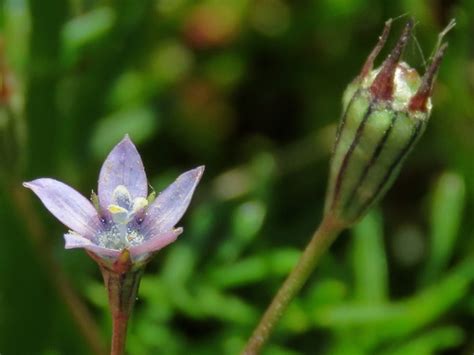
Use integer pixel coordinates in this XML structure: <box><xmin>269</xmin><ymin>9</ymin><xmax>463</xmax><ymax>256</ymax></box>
<box><xmin>64</xmin><ymin>233</ymin><xmax>121</xmax><ymax>258</ymax></box>
<box><xmin>24</xmin><ymin>178</ymin><xmax>101</xmax><ymax>238</ymax></box>
<box><xmin>143</xmin><ymin>166</ymin><xmax>204</xmax><ymax>234</ymax></box>
<box><xmin>98</xmin><ymin>135</ymin><xmax>148</xmax><ymax>209</ymax></box>
<box><xmin>129</xmin><ymin>228</ymin><xmax>182</xmax><ymax>258</ymax></box>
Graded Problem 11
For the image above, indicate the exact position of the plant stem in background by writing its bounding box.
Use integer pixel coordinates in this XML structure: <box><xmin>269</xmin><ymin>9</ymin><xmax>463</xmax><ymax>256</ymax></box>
<box><xmin>242</xmin><ymin>216</ymin><xmax>344</xmax><ymax>354</ymax></box>
<box><xmin>9</xmin><ymin>182</ymin><xmax>106</xmax><ymax>355</ymax></box>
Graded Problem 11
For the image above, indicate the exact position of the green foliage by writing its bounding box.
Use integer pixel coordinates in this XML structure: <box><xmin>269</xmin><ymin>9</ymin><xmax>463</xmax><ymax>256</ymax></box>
<box><xmin>0</xmin><ymin>0</ymin><xmax>472</xmax><ymax>354</ymax></box>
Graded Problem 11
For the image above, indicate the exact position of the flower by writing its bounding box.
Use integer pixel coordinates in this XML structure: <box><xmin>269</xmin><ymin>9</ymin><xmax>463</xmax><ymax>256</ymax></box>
<box><xmin>24</xmin><ymin>135</ymin><xmax>204</xmax><ymax>263</ymax></box>
<box><xmin>324</xmin><ymin>19</ymin><xmax>450</xmax><ymax>226</ymax></box>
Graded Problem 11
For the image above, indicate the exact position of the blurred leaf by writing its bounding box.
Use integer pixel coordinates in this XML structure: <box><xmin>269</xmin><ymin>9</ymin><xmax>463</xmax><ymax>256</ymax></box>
<box><xmin>162</xmin><ymin>244</ymin><xmax>197</xmax><ymax>286</ymax></box>
<box><xmin>107</xmin><ymin>71</ymin><xmax>151</xmax><ymax>109</ymax></box>
<box><xmin>3</xmin><ymin>0</ymin><xmax>30</xmax><ymax>71</ymax></box>
<box><xmin>352</xmin><ymin>210</ymin><xmax>388</xmax><ymax>303</ymax></box>
<box><xmin>83</xmin><ymin>279</ymin><xmax>108</xmax><ymax>308</ymax></box>
<box><xmin>262</xmin><ymin>345</ymin><xmax>300</xmax><ymax>355</ymax></box>
<box><xmin>423</xmin><ymin>172</ymin><xmax>466</xmax><ymax>284</ymax></box>
<box><xmin>209</xmin><ymin>248</ymin><xmax>299</xmax><ymax>289</ymax></box>
<box><xmin>160</xmin><ymin>244</ymin><xmax>202</xmax><ymax>317</ymax></box>
<box><xmin>233</xmin><ymin>200</ymin><xmax>266</xmax><ymax>242</ymax></box>
<box><xmin>216</xmin><ymin>199</ymin><xmax>267</xmax><ymax>262</ymax></box>
<box><xmin>305</xmin><ymin>278</ymin><xmax>348</xmax><ymax>307</ymax></box>
<box><xmin>250</xmin><ymin>0</ymin><xmax>291</xmax><ymax>38</ymax></box>
<box><xmin>312</xmin><ymin>258</ymin><xmax>474</xmax><ymax>344</ymax></box>
<box><xmin>90</xmin><ymin>105</ymin><xmax>158</xmax><ymax>158</ymax></box>
<box><xmin>194</xmin><ymin>285</ymin><xmax>257</xmax><ymax>324</ymax></box>
<box><xmin>138</xmin><ymin>275</ymin><xmax>173</xmax><ymax>322</ymax></box>
<box><xmin>61</xmin><ymin>7</ymin><xmax>116</xmax><ymax>66</ymax></box>
<box><xmin>313</xmin><ymin>302</ymin><xmax>403</xmax><ymax>329</ymax></box>
<box><xmin>203</xmin><ymin>52</ymin><xmax>245</xmax><ymax>89</ymax></box>
<box><xmin>349</xmin><ymin>209</ymin><xmax>389</xmax><ymax>349</ymax></box>
<box><xmin>280</xmin><ymin>299</ymin><xmax>311</xmax><ymax>333</ymax></box>
<box><xmin>130</xmin><ymin>320</ymin><xmax>183</xmax><ymax>355</ymax></box>
<box><xmin>329</xmin><ymin>333</ymin><xmax>367</xmax><ymax>355</ymax></box>
<box><xmin>149</xmin><ymin>40</ymin><xmax>193</xmax><ymax>86</ymax></box>
<box><xmin>382</xmin><ymin>326</ymin><xmax>464</xmax><ymax>355</ymax></box>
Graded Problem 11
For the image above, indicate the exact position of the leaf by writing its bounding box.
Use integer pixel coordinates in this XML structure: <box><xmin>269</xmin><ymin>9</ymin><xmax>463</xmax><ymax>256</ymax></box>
<box><xmin>90</xmin><ymin>106</ymin><xmax>158</xmax><ymax>158</ymax></box>
<box><xmin>423</xmin><ymin>172</ymin><xmax>466</xmax><ymax>284</ymax></box>
<box><xmin>352</xmin><ymin>209</ymin><xmax>388</xmax><ymax>303</ymax></box>
<box><xmin>61</xmin><ymin>7</ymin><xmax>116</xmax><ymax>66</ymax></box>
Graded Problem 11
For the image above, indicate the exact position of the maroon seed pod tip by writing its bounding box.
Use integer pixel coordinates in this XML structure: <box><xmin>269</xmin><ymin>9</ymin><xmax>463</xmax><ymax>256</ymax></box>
<box><xmin>408</xmin><ymin>17</ymin><xmax>455</xmax><ymax>112</ymax></box>
<box><xmin>359</xmin><ymin>19</ymin><xmax>392</xmax><ymax>79</ymax></box>
<box><xmin>409</xmin><ymin>42</ymin><xmax>448</xmax><ymax>112</ymax></box>
<box><xmin>370</xmin><ymin>19</ymin><xmax>414</xmax><ymax>100</ymax></box>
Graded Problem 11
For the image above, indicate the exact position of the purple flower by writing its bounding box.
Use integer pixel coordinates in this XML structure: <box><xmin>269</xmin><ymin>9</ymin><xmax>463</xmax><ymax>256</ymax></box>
<box><xmin>24</xmin><ymin>135</ymin><xmax>204</xmax><ymax>262</ymax></box>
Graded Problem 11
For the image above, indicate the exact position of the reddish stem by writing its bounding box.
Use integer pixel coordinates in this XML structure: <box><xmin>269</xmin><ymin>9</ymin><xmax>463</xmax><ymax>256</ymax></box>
<box><xmin>111</xmin><ymin>309</ymin><xmax>131</xmax><ymax>355</ymax></box>
<box><xmin>97</xmin><ymin>252</ymin><xmax>143</xmax><ymax>355</ymax></box>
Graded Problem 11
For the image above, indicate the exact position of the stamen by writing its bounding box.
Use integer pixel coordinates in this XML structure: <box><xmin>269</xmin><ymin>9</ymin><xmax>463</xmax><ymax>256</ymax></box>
<box><xmin>132</xmin><ymin>197</ymin><xmax>148</xmax><ymax>214</ymax></box>
<box><xmin>96</xmin><ymin>185</ymin><xmax>149</xmax><ymax>250</ymax></box>
<box><xmin>108</xmin><ymin>204</ymin><xmax>130</xmax><ymax>224</ymax></box>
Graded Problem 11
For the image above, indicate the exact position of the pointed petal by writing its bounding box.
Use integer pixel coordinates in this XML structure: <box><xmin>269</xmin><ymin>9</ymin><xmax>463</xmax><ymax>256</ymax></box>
<box><xmin>409</xmin><ymin>43</ymin><xmax>448</xmax><ymax>112</ymax></box>
<box><xmin>24</xmin><ymin>178</ymin><xmax>101</xmax><ymax>238</ymax></box>
<box><xmin>143</xmin><ymin>166</ymin><xmax>204</xmax><ymax>234</ymax></box>
<box><xmin>64</xmin><ymin>233</ymin><xmax>121</xmax><ymax>258</ymax></box>
<box><xmin>370</xmin><ymin>19</ymin><xmax>413</xmax><ymax>100</ymax></box>
<box><xmin>359</xmin><ymin>19</ymin><xmax>392</xmax><ymax>79</ymax></box>
<box><xmin>98</xmin><ymin>135</ymin><xmax>148</xmax><ymax>209</ymax></box>
<box><xmin>129</xmin><ymin>228</ymin><xmax>182</xmax><ymax>258</ymax></box>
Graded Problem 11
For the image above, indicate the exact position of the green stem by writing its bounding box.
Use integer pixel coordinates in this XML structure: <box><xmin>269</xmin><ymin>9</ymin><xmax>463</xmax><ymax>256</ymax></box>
<box><xmin>100</xmin><ymin>264</ymin><xmax>143</xmax><ymax>355</ymax></box>
<box><xmin>242</xmin><ymin>216</ymin><xmax>344</xmax><ymax>354</ymax></box>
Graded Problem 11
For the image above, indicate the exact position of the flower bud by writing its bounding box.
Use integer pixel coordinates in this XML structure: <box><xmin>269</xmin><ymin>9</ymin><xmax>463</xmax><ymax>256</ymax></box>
<box><xmin>325</xmin><ymin>19</ymin><xmax>449</xmax><ymax>226</ymax></box>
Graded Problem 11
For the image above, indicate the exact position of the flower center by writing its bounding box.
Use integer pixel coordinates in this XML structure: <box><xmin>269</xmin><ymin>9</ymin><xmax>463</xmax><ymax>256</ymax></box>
<box><xmin>96</xmin><ymin>185</ymin><xmax>148</xmax><ymax>250</ymax></box>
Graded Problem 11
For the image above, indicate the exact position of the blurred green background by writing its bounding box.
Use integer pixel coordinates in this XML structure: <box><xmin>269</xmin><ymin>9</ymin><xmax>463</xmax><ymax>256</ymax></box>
<box><xmin>0</xmin><ymin>0</ymin><xmax>473</xmax><ymax>354</ymax></box>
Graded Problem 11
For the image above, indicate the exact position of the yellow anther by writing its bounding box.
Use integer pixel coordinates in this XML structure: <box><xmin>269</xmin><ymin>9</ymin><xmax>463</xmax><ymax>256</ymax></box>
<box><xmin>108</xmin><ymin>204</ymin><xmax>128</xmax><ymax>214</ymax></box>
<box><xmin>132</xmin><ymin>197</ymin><xmax>148</xmax><ymax>213</ymax></box>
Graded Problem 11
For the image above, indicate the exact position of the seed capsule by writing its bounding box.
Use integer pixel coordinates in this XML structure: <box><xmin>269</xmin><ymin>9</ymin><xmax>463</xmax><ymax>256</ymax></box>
<box><xmin>325</xmin><ymin>20</ymin><xmax>449</xmax><ymax>226</ymax></box>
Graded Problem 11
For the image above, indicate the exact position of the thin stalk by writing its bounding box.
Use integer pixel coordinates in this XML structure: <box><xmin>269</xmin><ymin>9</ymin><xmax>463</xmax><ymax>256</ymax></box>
<box><xmin>242</xmin><ymin>216</ymin><xmax>345</xmax><ymax>354</ymax></box>
<box><xmin>111</xmin><ymin>306</ymin><xmax>130</xmax><ymax>355</ymax></box>
<box><xmin>99</xmin><ymin>263</ymin><xmax>143</xmax><ymax>355</ymax></box>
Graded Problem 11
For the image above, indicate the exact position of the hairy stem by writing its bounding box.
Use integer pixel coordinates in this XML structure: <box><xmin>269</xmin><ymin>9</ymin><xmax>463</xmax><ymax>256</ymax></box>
<box><xmin>242</xmin><ymin>216</ymin><xmax>344</xmax><ymax>354</ymax></box>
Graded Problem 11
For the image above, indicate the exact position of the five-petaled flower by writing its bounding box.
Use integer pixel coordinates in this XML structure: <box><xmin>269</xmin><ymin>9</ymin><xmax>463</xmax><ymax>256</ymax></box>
<box><xmin>24</xmin><ymin>135</ymin><xmax>204</xmax><ymax>263</ymax></box>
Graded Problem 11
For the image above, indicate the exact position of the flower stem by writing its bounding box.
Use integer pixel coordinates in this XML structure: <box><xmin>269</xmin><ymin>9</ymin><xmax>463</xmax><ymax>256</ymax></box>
<box><xmin>100</xmin><ymin>263</ymin><xmax>143</xmax><ymax>355</ymax></box>
<box><xmin>242</xmin><ymin>216</ymin><xmax>345</xmax><ymax>354</ymax></box>
<box><xmin>111</xmin><ymin>309</ymin><xmax>129</xmax><ymax>355</ymax></box>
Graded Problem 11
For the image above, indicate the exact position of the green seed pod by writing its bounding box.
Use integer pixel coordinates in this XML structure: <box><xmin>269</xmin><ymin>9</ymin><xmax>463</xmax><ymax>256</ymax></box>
<box><xmin>325</xmin><ymin>20</ymin><xmax>449</xmax><ymax>226</ymax></box>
